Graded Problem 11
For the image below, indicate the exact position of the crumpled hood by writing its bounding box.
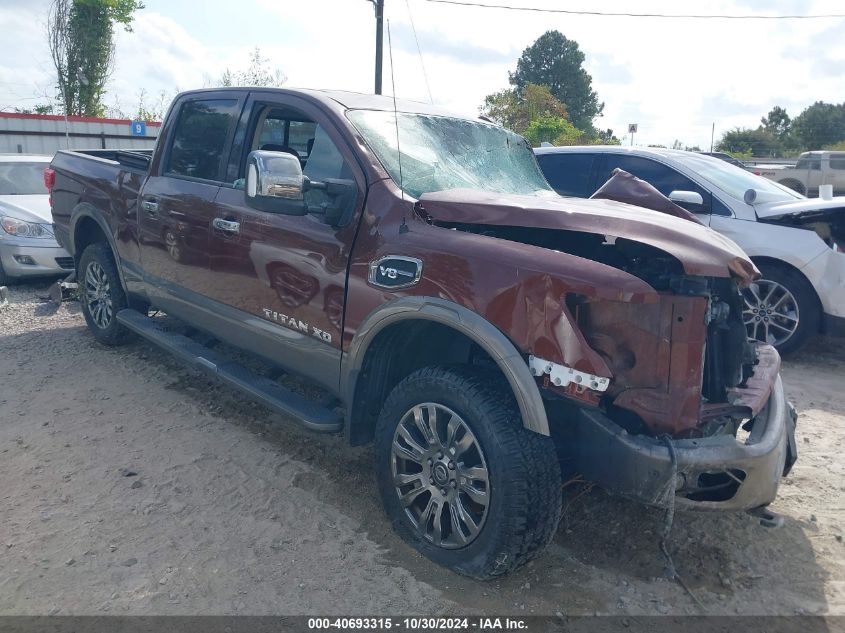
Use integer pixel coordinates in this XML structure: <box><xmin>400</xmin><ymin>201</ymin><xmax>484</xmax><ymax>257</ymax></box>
<box><xmin>0</xmin><ymin>195</ymin><xmax>53</xmax><ymax>224</ymax></box>
<box><xmin>755</xmin><ymin>196</ymin><xmax>845</xmax><ymax>220</ymax></box>
<box><xmin>419</xmin><ymin>188</ymin><xmax>759</xmax><ymax>283</ymax></box>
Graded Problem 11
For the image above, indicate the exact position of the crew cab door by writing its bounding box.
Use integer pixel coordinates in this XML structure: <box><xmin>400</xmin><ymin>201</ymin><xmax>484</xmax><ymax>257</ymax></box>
<box><xmin>203</xmin><ymin>92</ymin><xmax>365</xmax><ymax>386</ymax></box>
<box><xmin>795</xmin><ymin>154</ymin><xmax>823</xmax><ymax>196</ymax></box>
<box><xmin>138</xmin><ymin>93</ymin><xmax>244</xmax><ymax>307</ymax></box>
<box><xmin>825</xmin><ymin>154</ymin><xmax>845</xmax><ymax>195</ymax></box>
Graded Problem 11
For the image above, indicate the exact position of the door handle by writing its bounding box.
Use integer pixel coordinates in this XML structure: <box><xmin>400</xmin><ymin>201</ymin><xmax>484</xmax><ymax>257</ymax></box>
<box><xmin>141</xmin><ymin>198</ymin><xmax>159</xmax><ymax>216</ymax></box>
<box><xmin>213</xmin><ymin>218</ymin><xmax>240</xmax><ymax>234</ymax></box>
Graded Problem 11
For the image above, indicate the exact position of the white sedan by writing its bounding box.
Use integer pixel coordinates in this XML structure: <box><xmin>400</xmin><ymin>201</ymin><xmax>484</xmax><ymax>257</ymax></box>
<box><xmin>535</xmin><ymin>146</ymin><xmax>845</xmax><ymax>354</ymax></box>
<box><xmin>0</xmin><ymin>154</ymin><xmax>74</xmax><ymax>285</ymax></box>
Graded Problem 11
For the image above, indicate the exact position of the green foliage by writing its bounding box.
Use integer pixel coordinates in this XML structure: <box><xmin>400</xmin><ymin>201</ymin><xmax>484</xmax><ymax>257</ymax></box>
<box><xmin>480</xmin><ymin>82</ymin><xmax>614</xmax><ymax>147</ymax></box>
<box><xmin>481</xmin><ymin>84</ymin><xmax>567</xmax><ymax>133</ymax></box>
<box><xmin>48</xmin><ymin>0</ymin><xmax>144</xmax><ymax>117</ymax></box>
<box><xmin>595</xmin><ymin>128</ymin><xmax>620</xmax><ymax>145</ymax></box>
<box><xmin>716</xmin><ymin>127</ymin><xmax>781</xmax><ymax>157</ymax></box>
<box><xmin>218</xmin><ymin>48</ymin><xmax>286</xmax><ymax>88</ymax></box>
<box><xmin>508</xmin><ymin>30</ymin><xmax>603</xmax><ymax>130</ymax></box>
<box><xmin>791</xmin><ymin>101</ymin><xmax>845</xmax><ymax>150</ymax></box>
<box><xmin>524</xmin><ymin>115</ymin><xmax>584</xmax><ymax>146</ymax></box>
<box><xmin>761</xmin><ymin>105</ymin><xmax>791</xmax><ymax>137</ymax></box>
<box><xmin>14</xmin><ymin>104</ymin><xmax>55</xmax><ymax>115</ymax></box>
<box><xmin>824</xmin><ymin>140</ymin><xmax>845</xmax><ymax>151</ymax></box>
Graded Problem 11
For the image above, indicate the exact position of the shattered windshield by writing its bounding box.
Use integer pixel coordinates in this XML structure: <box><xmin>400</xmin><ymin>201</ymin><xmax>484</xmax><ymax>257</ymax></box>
<box><xmin>347</xmin><ymin>110</ymin><xmax>555</xmax><ymax>199</ymax></box>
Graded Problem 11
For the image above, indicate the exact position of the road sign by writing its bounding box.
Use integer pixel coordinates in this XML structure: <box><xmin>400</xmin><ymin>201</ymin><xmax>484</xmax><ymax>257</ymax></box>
<box><xmin>628</xmin><ymin>123</ymin><xmax>638</xmax><ymax>134</ymax></box>
<box><xmin>131</xmin><ymin>121</ymin><xmax>147</xmax><ymax>137</ymax></box>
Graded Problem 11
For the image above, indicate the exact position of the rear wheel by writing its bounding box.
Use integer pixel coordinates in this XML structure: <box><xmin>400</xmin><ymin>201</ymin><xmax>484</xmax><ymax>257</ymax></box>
<box><xmin>375</xmin><ymin>366</ymin><xmax>562</xmax><ymax>579</ymax></box>
<box><xmin>79</xmin><ymin>242</ymin><xmax>132</xmax><ymax>346</ymax></box>
<box><xmin>743</xmin><ymin>262</ymin><xmax>819</xmax><ymax>355</ymax></box>
<box><xmin>779</xmin><ymin>179</ymin><xmax>806</xmax><ymax>196</ymax></box>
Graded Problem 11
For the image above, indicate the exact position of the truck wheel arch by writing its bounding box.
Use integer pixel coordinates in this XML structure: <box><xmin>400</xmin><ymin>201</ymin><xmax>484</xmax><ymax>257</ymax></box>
<box><xmin>342</xmin><ymin>296</ymin><xmax>550</xmax><ymax>446</ymax></box>
<box><xmin>70</xmin><ymin>203</ymin><xmax>129</xmax><ymax>294</ymax></box>
<box><xmin>778</xmin><ymin>179</ymin><xmax>806</xmax><ymax>195</ymax></box>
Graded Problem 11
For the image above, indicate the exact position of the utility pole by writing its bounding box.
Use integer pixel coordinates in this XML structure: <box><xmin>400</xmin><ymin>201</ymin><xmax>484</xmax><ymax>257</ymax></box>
<box><xmin>373</xmin><ymin>0</ymin><xmax>385</xmax><ymax>95</ymax></box>
<box><xmin>710</xmin><ymin>122</ymin><xmax>715</xmax><ymax>152</ymax></box>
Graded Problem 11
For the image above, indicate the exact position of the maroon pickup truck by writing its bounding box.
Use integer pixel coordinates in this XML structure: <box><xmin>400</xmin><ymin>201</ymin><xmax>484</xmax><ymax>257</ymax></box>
<box><xmin>49</xmin><ymin>88</ymin><xmax>796</xmax><ymax>579</ymax></box>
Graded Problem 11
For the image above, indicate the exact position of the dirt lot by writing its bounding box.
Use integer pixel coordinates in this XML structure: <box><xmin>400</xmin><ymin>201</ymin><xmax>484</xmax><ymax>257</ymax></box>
<box><xmin>1</xmin><ymin>280</ymin><xmax>843</xmax><ymax>616</ymax></box>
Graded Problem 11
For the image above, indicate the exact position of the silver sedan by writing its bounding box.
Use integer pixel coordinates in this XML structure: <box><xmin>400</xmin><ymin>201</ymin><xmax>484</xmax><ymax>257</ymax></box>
<box><xmin>0</xmin><ymin>154</ymin><xmax>74</xmax><ymax>285</ymax></box>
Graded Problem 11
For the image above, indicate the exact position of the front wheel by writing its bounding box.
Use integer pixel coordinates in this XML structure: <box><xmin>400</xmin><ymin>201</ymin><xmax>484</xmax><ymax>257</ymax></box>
<box><xmin>742</xmin><ymin>262</ymin><xmax>820</xmax><ymax>355</ymax></box>
<box><xmin>375</xmin><ymin>366</ymin><xmax>562</xmax><ymax>579</ymax></box>
<box><xmin>79</xmin><ymin>242</ymin><xmax>132</xmax><ymax>346</ymax></box>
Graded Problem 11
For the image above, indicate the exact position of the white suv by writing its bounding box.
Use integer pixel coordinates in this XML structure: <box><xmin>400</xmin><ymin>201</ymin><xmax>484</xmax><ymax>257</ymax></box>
<box><xmin>535</xmin><ymin>146</ymin><xmax>845</xmax><ymax>354</ymax></box>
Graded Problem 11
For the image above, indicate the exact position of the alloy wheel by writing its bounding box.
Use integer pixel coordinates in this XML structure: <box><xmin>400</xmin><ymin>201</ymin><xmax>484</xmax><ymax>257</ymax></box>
<box><xmin>391</xmin><ymin>403</ymin><xmax>490</xmax><ymax>549</ymax></box>
<box><xmin>165</xmin><ymin>230</ymin><xmax>181</xmax><ymax>261</ymax></box>
<box><xmin>84</xmin><ymin>261</ymin><xmax>113</xmax><ymax>329</ymax></box>
<box><xmin>742</xmin><ymin>278</ymin><xmax>800</xmax><ymax>347</ymax></box>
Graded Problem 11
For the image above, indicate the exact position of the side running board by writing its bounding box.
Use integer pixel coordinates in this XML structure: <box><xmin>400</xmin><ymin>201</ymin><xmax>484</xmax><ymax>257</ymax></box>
<box><xmin>116</xmin><ymin>309</ymin><xmax>343</xmax><ymax>433</ymax></box>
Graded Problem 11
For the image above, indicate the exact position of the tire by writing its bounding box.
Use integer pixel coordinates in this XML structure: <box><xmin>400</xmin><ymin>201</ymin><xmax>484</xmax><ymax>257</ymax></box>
<box><xmin>78</xmin><ymin>242</ymin><xmax>132</xmax><ymax>346</ymax></box>
<box><xmin>0</xmin><ymin>259</ymin><xmax>8</xmax><ymax>286</ymax></box>
<box><xmin>163</xmin><ymin>228</ymin><xmax>184</xmax><ymax>263</ymax></box>
<box><xmin>743</xmin><ymin>262</ymin><xmax>820</xmax><ymax>355</ymax></box>
<box><xmin>375</xmin><ymin>366</ymin><xmax>562</xmax><ymax>579</ymax></box>
<box><xmin>779</xmin><ymin>179</ymin><xmax>806</xmax><ymax>196</ymax></box>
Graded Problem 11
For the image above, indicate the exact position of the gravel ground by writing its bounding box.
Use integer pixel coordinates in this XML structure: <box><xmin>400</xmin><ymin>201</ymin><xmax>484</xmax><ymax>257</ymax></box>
<box><xmin>1</xmin><ymin>279</ymin><xmax>843</xmax><ymax>616</ymax></box>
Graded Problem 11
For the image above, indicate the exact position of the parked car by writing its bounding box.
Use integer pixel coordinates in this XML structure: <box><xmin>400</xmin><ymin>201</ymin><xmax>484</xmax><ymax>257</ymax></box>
<box><xmin>700</xmin><ymin>151</ymin><xmax>749</xmax><ymax>170</ymax></box>
<box><xmin>752</xmin><ymin>151</ymin><xmax>845</xmax><ymax>196</ymax></box>
<box><xmin>49</xmin><ymin>88</ymin><xmax>796</xmax><ymax>579</ymax></box>
<box><xmin>0</xmin><ymin>154</ymin><xmax>74</xmax><ymax>284</ymax></box>
<box><xmin>535</xmin><ymin>146</ymin><xmax>845</xmax><ymax>354</ymax></box>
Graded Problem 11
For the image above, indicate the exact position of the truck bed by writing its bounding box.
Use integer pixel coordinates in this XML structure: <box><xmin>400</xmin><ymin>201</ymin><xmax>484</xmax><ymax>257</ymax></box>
<box><xmin>49</xmin><ymin>148</ymin><xmax>150</xmax><ymax>261</ymax></box>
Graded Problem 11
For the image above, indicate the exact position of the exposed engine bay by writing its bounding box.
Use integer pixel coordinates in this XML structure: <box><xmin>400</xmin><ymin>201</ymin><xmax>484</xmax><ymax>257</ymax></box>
<box><xmin>760</xmin><ymin>207</ymin><xmax>845</xmax><ymax>252</ymax></box>
<box><xmin>437</xmin><ymin>220</ymin><xmax>761</xmax><ymax>438</ymax></box>
<box><xmin>422</xmin><ymin>171</ymin><xmax>768</xmax><ymax>441</ymax></box>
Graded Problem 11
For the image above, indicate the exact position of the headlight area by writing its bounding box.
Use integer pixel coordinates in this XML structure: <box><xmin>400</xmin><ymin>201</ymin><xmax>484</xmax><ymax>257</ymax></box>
<box><xmin>541</xmin><ymin>280</ymin><xmax>761</xmax><ymax>439</ymax></box>
<box><xmin>0</xmin><ymin>216</ymin><xmax>54</xmax><ymax>239</ymax></box>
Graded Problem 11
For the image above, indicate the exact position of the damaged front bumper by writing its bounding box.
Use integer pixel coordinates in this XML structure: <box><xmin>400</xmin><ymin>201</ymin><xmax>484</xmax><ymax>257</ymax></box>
<box><xmin>569</xmin><ymin>372</ymin><xmax>797</xmax><ymax>512</ymax></box>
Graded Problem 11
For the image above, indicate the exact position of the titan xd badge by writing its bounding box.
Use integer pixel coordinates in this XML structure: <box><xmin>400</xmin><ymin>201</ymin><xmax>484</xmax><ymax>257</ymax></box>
<box><xmin>368</xmin><ymin>256</ymin><xmax>423</xmax><ymax>290</ymax></box>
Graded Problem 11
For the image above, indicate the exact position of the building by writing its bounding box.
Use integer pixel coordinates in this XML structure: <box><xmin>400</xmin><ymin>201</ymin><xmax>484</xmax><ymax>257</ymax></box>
<box><xmin>0</xmin><ymin>112</ymin><xmax>160</xmax><ymax>156</ymax></box>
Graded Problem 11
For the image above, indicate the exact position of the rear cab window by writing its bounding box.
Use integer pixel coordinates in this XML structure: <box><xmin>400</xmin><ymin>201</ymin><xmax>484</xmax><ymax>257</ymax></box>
<box><xmin>165</xmin><ymin>98</ymin><xmax>241</xmax><ymax>182</ymax></box>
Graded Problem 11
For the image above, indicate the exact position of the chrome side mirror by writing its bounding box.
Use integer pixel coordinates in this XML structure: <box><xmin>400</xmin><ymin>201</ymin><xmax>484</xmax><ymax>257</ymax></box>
<box><xmin>247</xmin><ymin>150</ymin><xmax>303</xmax><ymax>199</ymax></box>
<box><xmin>668</xmin><ymin>190</ymin><xmax>704</xmax><ymax>206</ymax></box>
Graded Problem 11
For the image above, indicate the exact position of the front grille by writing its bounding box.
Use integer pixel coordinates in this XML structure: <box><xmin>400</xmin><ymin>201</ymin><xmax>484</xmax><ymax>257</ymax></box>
<box><xmin>55</xmin><ymin>257</ymin><xmax>74</xmax><ymax>269</ymax></box>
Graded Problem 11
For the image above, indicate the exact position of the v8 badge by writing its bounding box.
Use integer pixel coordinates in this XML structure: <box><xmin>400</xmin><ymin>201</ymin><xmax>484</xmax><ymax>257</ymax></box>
<box><xmin>368</xmin><ymin>256</ymin><xmax>423</xmax><ymax>290</ymax></box>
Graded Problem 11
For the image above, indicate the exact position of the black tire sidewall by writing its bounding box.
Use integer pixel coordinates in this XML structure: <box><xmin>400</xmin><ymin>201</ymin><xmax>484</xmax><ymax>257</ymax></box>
<box><xmin>752</xmin><ymin>262</ymin><xmax>820</xmax><ymax>355</ymax></box>
<box><xmin>78</xmin><ymin>243</ymin><xmax>130</xmax><ymax>345</ymax></box>
<box><xmin>375</xmin><ymin>366</ymin><xmax>561</xmax><ymax>579</ymax></box>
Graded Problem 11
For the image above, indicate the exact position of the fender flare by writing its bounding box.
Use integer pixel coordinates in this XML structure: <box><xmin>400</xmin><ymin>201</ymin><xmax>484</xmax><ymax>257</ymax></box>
<box><xmin>342</xmin><ymin>296</ymin><xmax>550</xmax><ymax>436</ymax></box>
<box><xmin>69</xmin><ymin>202</ymin><xmax>129</xmax><ymax>293</ymax></box>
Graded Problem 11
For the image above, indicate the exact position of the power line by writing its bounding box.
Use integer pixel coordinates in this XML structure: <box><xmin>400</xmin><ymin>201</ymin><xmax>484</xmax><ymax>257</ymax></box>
<box><xmin>421</xmin><ymin>0</ymin><xmax>845</xmax><ymax>20</ymax></box>
<box><xmin>405</xmin><ymin>0</ymin><xmax>434</xmax><ymax>104</ymax></box>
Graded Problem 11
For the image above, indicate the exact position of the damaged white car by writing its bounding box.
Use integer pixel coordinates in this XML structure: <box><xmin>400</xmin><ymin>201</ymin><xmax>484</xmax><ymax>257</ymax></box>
<box><xmin>536</xmin><ymin>146</ymin><xmax>845</xmax><ymax>354</ymax></box>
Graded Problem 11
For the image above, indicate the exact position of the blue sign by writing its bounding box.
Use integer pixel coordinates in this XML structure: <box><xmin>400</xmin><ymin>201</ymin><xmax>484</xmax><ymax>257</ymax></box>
<box><xmin>130</xmin><ymin>121</ymin><xmax>147</xmax><ymax>136</ymax></box>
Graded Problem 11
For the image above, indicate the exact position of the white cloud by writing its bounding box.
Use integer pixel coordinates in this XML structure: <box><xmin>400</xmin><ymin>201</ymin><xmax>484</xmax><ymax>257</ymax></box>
<box><xmin>1</xmin><ymin>0</ymin><xmax>844</xmax><ymax>148</ymax></box>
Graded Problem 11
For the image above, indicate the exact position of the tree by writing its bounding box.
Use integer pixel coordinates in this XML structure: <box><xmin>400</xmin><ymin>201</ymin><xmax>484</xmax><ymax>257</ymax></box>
<box><xmin>48</xmin><ymin>0</ymin><xmax>144</xmax><ymax>117</ymax></box>
<box><xmin>791</xmin><ymin>101</ymin><xmax>845</xmax><ymax>150</ymax></box>
<box><xmin>761</xmin><ymin>106</ymin><xmax>791</xmax><ymax>138</ymax></box>
<box><xmin>508</xmin><ymin>31</ymin><xmax>603</xmax><ymax>129</ymax></box>
<box><xmin>217</xmin><ymin>48</ymin><xmax>286</xmax><ymax>87</ymax></box>
<box><xmin>716</xmin><ymin>127</ymin><xmax>781</xmax><ymax>157</ymax></box>
<box><xmin>481</xmin><ymin>83</ymin><xmax>567</xmax><ymax>132</ymax></box>
<box><xmin>14</xmin><ymin>104</ymin><xmax>55</xmax><ymax>115</ymax></box>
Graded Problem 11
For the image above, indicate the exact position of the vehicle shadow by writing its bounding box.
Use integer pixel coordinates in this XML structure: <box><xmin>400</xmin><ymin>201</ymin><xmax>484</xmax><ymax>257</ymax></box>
<box><xmin>138</xmin><ymin>332</ymin><xmax>830</xmax><ymax>616</ymax></box>
<box><xmin>24</xmin><ymin>316</ymin><xmax>829</xmax><ymax>618</ymax></box>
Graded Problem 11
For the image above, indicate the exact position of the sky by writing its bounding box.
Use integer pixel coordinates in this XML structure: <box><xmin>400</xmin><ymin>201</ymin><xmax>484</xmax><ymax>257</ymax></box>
<box><xmin>1</xmin><ymin>0</ymin><xmax>844</xmax><ymax>149</ymax></box>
